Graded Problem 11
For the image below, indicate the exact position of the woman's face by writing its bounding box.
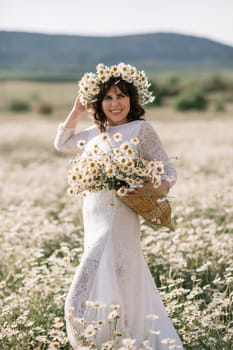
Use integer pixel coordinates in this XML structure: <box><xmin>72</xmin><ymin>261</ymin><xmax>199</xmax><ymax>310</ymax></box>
<box><xmin>101</xmin><ymin>85</ymin><xmax>130</xmax><ymax>126</ymax></box>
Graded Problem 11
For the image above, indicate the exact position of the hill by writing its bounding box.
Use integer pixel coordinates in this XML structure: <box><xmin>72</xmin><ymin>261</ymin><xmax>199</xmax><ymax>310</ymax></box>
<box><xmin>0</xmin><ymin>31</ymin><xmax>233</xmax><ymax>78</ymax></box>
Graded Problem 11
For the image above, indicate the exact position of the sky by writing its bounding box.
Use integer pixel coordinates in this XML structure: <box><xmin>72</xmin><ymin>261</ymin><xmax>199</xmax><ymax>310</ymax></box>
<box><xmin>1</xmin><ymin>0</ymin><xmax>233</xmax><ymax>46</ymax></box>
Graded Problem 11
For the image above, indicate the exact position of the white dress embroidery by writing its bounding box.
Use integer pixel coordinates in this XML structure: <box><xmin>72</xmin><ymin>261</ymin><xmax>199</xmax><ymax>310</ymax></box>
<box><xmin>54</xmin><ymin>119</ymin><xmax>183</xmax><ymax>349</ymax></box>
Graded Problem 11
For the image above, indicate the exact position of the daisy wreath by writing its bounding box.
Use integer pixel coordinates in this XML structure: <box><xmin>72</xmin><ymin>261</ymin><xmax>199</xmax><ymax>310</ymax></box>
<box><xmin>78</xmin><ymin>63</ymin><xmax>155</xmax><ymax>106</ymax></box>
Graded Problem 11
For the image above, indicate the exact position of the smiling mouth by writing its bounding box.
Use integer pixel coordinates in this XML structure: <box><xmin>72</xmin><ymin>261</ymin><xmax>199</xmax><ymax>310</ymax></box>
<box><xmin>110</xmin><ymin>109</ymin><xmax>122</xmax><ymax>113</ymax></box>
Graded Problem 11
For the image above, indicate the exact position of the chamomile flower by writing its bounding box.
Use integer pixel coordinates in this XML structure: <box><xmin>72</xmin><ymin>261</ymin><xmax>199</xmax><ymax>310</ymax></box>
<box><xmin>117</xmin><ymin>187</ymin><xmax>128</xmax><ymax>197</ymax></box>
<box><xmin>111</xmin><ymin>65</ymin><xmax>120</xmax><ymax>77</ymax></box>
<box><xmin>101</xmin><ymin>341</ymin><xmax>114</xmax><ymax>350</ymax></box>
<box><xmin>126</xmin><ymin>147</ymin><xmax>134</xmax><ymax>156</ymax></box>
<box><xmin>110</xmin><ymin>303</ymin><xmax>120</xmax><ymax>310</ymax></box>
<box><xmin>86</xmin><ymin>176</ymin><xmax>94</xmax><ymax>184</ymax></box>
<box><xmin>77</xmin><ymin>140</ymin><xmax>86</xmax><ymax>149</ymax></box>
<box><xmin>127</xmin><ymin>160</ymin><xmax>134</xmax><ymax>167</ymax></box>
<box><xmin>148</xmin><ymin>161</ymin><xmax>156</xmax><ymax>169</ymax></box>
<box><xmin>113</xmin><ymin>148</ymin><xmax>121</xmax><ymax>156</ymax></box>
<box><xmin>120</xmin><ymin>142</ymin><xmax>130</xmax><ymax>151</ymax></box>
<box><xmin>101</xmin><ymin>133</ymin><xmax>110</xmax><ymax>141</ymax></box>
<box><xmin>83</xmin><ymin>324</ymin><xmax>96</xmax><ymax>338</ymax></box>
<box><xmin>122</xmin><ymin>338</ymin><xmax>136</xmax><ymax>347</ymax></box>
<box><xmin>130</xmin><ymin>137</ymin><xmax>140</xmax><ymax>145</ymax></box>
<box><xmin>105</xmin><ymin>166</ymin><xmax>115</xmax><ymax>177</ymax></box>
<box><xmin>113</xmin><ymin>132</ymin><xmax>122</xmax><ymax>142</ymax></box>
<box><xmin>152</xmin><ymin>174</ymin><xmax>162</xmax><ymax>187</ymax></box>
<box><xmin>93</xmin><ymin>301</ymin><xmax>106</xmax><ymax>308</ymax></box>
<box><xmin>67</xmin><ymin>188</ymin><xmax>74</xmax><ymax>195</ymax></box>
<box><xmin>155</xmin><ymin>161</ymin><xmax>164</xmax><ymax>173</ymax></box>
<box><xmin>107</xmin><ymin>310</ymin><xmax>120</xmax><ymax>320</ymax></box>
<box><xmin>118</xmin><ymin>156</ymin><xmax>127</xmax><ymax>164</ymax></box>
<box><xmin>143</xmin><ymin>168</ymin><xmax>151</xmax><ymax>176</ymax></box>
<box><xmin>54</xmin><ymin>318</ymin><xmax>64</xmax><ymax>328</ymax></box>
<box><xmin>126</xmin><ymin>178</ymin><xmax>136</xmax><ymax>187</ymax></box>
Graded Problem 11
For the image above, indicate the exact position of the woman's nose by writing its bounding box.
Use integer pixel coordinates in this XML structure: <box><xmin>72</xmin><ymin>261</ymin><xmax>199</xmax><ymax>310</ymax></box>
<box><xmin>111</xmin><ymin>98</ymin><xmax>120</xmax><ymax>106</ymax></box>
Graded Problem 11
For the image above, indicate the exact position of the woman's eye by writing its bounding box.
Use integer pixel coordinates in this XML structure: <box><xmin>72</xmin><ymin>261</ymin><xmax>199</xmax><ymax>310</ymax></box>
<box><xmin>104</xmin><ymin>96</ymin><xmax>111</xmax><ymax>100</ymax></box>
<box><xmin>118</xmin><ymin>93</ymin><xmax>126</xmax><ymax>98</ymax></box>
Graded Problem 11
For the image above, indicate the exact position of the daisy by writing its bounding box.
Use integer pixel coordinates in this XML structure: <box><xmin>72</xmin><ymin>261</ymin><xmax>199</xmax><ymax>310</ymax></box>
<box><xmin>113</xmin><ymin>132</ymin><xmax>122</xmax><ymax>142</ymax></box>
<box><xmin>101</xmin><ymin>133</ymin><xmax>110</xmax><ymax>141</ymax></box>
<box><xmin>83</xmin><ymin>325</ymin><xmax>96</xmax><ymax>338</ymax></box>
<box><xmin>67</xmin><ymin>188</ymin><xmax>74</xmax><ymax>195</ymax></box>
<box><xmin>117</xmin><ymin>187</ymin><xmax>128</xmax><ymax>197</ymax></box>
<box><xmin>130</xmin><ymin>137</ymin><xmax>140</xmax><ymax>145</ymax></box>
<box><xmin>126</xmin><ymin>147</ymin><xmax>134</xmax><ymax>156</ymax></box>
<box><xmin>111</xmin><ymin>65</ymin><xmax>120</xmax><ymax>77</ymax></box>
<box><xmin>113</xmin><ymin>148</ymin><xmax>121</xmax><ymax>156</ymax></box>
<box><xmin>77</xmin><ymin>140</ymin><xmax>86</xmax><ymax>149</ymax></box>
<box><xmin>107</xmin><ymin>310</ymin><xmax>120</xmax><ymax>320</ymax></box>
<box><xmin>122</xmin><ymin>338</ymin><xmax>136</xmax><ymax>347</ymax></box>
<box><xmin>118</xmin><ymin>156</ymin><xmax>127</xmax><ymax>164</ymax></box>
<box><xmin>120</xmin><ymin>142</ymin><xmax>130</xmax><ymax>152</ymax></box>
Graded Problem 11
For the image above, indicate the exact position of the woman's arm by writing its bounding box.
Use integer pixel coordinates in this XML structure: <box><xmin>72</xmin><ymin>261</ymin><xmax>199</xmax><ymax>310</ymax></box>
<box><xmin>54</xmin><ymin>97</ymin><xmax>88</xmax><ymax>153</ymax></box>
<box><xmin>128</xmin><ymin>121</ymin><xmax>177</xmax><ymax>197</ymax></box>
<box><xmin>62</xmin><ymin>96</ymin><xmax>85</xmax><ymax>128</ymax></box>
<box><xmin>139</xmin><ymin>121</ymin><xmax>177</xmax><ymax>187</ymax></box>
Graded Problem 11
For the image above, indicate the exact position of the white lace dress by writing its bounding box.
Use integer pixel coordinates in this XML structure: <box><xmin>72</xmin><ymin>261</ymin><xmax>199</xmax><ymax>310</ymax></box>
<box><xmin>54</xmin><ymin>120</ymin><xmax>183</xmax><ymax>349</ymax></box>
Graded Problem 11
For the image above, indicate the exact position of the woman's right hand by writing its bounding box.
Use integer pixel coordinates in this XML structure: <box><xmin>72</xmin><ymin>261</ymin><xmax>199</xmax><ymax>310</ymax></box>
<box><xmin>73</xmin><ymin>95</ymin><xmax>86</xmax><ymax>115</ymax></box>
<box><xmin>63</xmin><ymin>96</ymin><xmax>86</xmax><ymax>128</ymax></box>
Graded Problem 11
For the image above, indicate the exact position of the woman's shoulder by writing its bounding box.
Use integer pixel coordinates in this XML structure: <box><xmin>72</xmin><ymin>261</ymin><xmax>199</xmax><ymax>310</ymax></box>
<box><xmin>128</xmin><ymin>119</ymin><xmax>151</xmax><ymax>129</ymax></box>
<box><xmin>137</xmin><ymin>119</ymin><xmax>155</xmax><ymax>132</ymax></box>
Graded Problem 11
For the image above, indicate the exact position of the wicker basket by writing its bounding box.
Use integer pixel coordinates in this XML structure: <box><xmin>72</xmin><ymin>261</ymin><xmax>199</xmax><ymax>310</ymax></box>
<box><xmin>121</xmin><ymin>193</ymin><xmax>174</xmax><ymax>231</ymax></box>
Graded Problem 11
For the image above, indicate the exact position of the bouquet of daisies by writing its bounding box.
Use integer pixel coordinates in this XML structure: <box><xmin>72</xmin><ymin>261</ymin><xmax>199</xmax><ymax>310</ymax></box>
<box><xmin>67</xmin><ymin>132</ymin><xmax>174</xmax><ymax>230</ymax></box>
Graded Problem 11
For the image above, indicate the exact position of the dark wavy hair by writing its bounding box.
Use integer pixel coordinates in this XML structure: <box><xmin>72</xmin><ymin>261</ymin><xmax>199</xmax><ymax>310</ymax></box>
<box><xmin>92</xmin><ymin>77</ymin><xmax>145</xmax><ymax>132</ymax></box>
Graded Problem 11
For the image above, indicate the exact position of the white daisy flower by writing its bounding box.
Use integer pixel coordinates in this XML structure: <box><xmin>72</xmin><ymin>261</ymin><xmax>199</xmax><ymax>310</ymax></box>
<box><xmin>120</xmin><ymin>142</ymin><xmax>131</xmax><ymax>152</ymax></box>
<box><xmin>113</xmin><ymin>147</ymin><xmax>121</xmax><ymax>156</ymax></box>
<box><xmin>77</xmin><ymin>140</ymin><xmax>86</xmax><ymax>149</ymax></box>
<box><xmin>113</xmin><ymin>132</ymin><xmax>122</xmax><ymax>142</ymax></box>
<box><xmin>130</xmin><ymin>137</ymin><xmax>140</xmax><ymax>145</ymax></box>
<box><xmin>83</xmin><ymin>324</ymin><xmax>96</xmax><ymax>338</ymax></box>
<box><xmin>126</xmin><ymin>147</ymin><xmax>135</xmax><ymax>156</ymax></box>
<box><xmin>111</xmin><ymin>65</ymin><xmax>121</xmax><ymax>77</ymax></box>
<box><xmin>118</xmin><ymin>156</ymin><xmax>127</xmax><ymax>164</ymax></box>
<box><xmin>67</xmin><ymin>188</ymin><xmax>74</xmax><ymax>195</ymax></box>
<box><xmin>117</xmin><ymin>187</ymin><xmax>128</xmax><ymax>197</ymax></box>
<box><xmin>122</xmin><ymin>338</ymin><xmax>136</xmax><ymax>347</ymax></box>
<box><xmin>107</xmin><ymin>310</ymin><xmax>120</xmax><ymax>320</ymax></box>
<box><xmin>101</xmin><ymin>133</ymin><xmax>110</xmax><ymax>141</ymax></box>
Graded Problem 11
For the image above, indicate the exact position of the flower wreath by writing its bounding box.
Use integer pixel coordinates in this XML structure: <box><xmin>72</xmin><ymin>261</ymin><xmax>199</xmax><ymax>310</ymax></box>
<box><xmin>78</xmin><ymin>62</ymin><xmax>155</xmax><ymax>107</ymax></box>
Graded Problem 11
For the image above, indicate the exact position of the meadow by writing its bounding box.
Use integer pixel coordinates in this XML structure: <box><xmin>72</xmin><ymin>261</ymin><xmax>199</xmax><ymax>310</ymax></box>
<box><xmin>0</xmin><ymin>81</ymin><xmax>232</xmax><ymax>349</ymax></box>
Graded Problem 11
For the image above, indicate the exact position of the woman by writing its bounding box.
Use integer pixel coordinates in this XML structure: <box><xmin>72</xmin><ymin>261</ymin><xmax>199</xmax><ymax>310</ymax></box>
<box><xmin>54</xmin><ymin>63</ymin><xmax>183</xmax><ymax>349</ymax></box>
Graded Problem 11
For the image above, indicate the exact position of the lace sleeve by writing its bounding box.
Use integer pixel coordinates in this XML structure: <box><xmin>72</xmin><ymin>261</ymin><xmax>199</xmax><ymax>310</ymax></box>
<box><xmin>54</xmin><ymin>123</ymin><xmax>92</xmax><ymax>154</ymax></box>
<box><xmin>138</xmin><ymin>121</ymin><xmax>177</xmax><ymax>187</ymax></box>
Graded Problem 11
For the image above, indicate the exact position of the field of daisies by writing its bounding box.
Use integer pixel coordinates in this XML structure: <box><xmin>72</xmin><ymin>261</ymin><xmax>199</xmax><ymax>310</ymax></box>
<box><xmin>0</xmin><ymin>111</ymin><xmax>232</xmax><ymax>350</ymax></box>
